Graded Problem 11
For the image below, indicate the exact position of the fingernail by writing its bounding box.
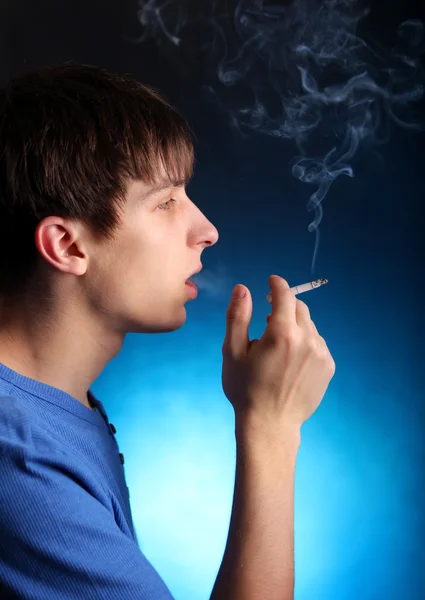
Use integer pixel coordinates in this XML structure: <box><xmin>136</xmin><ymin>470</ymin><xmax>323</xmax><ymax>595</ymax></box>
<box><xmin>232</xmin><ymin>285</ymin><xmax>246</xmax><ymax>299</ymax></box>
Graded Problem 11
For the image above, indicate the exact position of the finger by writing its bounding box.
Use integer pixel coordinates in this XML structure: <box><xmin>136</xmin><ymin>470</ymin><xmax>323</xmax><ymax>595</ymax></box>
<box><xmin>309</xmin><ymin>319</ymin><xmax>328</xmax><ymax>353</ymax></box>
<box><xmin>295</xmin><ymin>299</ymin><xmax>315</xmax><ymax>334</ymax></box>
<box><xmin>223</xmin><ymin>284</ymin><xmax>252</xmax><ymax>360</ymax></box>
<box><xmin>309</xmin><ymin>318</ymin><xmax>321</xmax><ymax>338</ymax></box>
<box><xmin>310</xmin><ymin>319</ymin><xmax>318</xmax><ymax>335</ymax></box>
<box><xmin>268</xmin><ymin>275</ymin><xmax>296</xmax><ymax>327</ymax></box>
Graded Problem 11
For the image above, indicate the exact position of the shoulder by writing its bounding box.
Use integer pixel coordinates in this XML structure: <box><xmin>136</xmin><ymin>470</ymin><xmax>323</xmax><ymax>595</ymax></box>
<box><xmin>0</xmin><ymin>394</ymin><xmax>60</xmax><ymax>456</ymax></box>
<box><xmin>0</xmin><ymin>394</ymin><xmax>106</xmax><ymax>527</ymax></box>
<box><xmin>0</xmin><ymin>395</ymin><xmax>100</xmax><ymax>502</ymax></box>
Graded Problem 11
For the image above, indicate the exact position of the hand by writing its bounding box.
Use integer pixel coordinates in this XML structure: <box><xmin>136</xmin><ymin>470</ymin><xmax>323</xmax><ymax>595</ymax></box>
<box><xmin>221</xmin><ymin>275</ymin><xmax>336</xmax><ymax>430</ymax></box>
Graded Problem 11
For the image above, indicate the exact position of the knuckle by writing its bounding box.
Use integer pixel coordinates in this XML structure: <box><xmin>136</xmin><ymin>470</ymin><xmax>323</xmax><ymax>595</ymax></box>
<box><xmin>328</xmin><ymin>357</ymin><xmax>336</xmax><ymax>373</ymax></box>
<box><xmin>317</xmin><ymin>335</ymin><xmax>328</xmax><ymax>352</ymax></box>
<box><xmin>305</xmin><ymin>337</ymin><xmax>317</xmax><ymax>353</ymax></box>
<box><xmin>268</xmin><ymin>323</ymin><xmax>299</xmax><ymax>346</ymax></box>
<box><xmin>226</xmin><ymin>312</ymin><xmax>245</xmax><ymax>325</ymax></box>
<box><xmin>324</xmin><ymin>360</ymin><xmax>336</xmax><ymax>378</ymax></box>
<box><xmin>222</xmin><ymin>338</ymin><xmax>233</xmax><ymax>353</ymax></box>
<box><xmin>281</xmin><ymin>325</ymin><xmax>300</xmax><ymax>344</ymax></box>
<box><xmin>296</xmin><ymin>298</ymin><xmax>310</xmax><ymax>314</ymax></box>
<box><xmin>317</xmin><ymin>340</ymin><xmax>336</xmax><ymax>373</ymax></box>
<box><xmin>222</xmin><ymin>346</ymin><xmax>236</xmax><ymax>360</ymax></box>
<box><xmin>316</xmin><ymin>338</ymin><xmax>330</xmax><ymax>357</ymax></box>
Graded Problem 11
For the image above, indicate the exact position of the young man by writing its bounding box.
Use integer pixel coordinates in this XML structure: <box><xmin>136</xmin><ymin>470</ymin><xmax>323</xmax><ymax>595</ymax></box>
<box><xmin>0</xmin><ymin>63</ymin><xmax>335</xmax><ymax>600</ymax></box>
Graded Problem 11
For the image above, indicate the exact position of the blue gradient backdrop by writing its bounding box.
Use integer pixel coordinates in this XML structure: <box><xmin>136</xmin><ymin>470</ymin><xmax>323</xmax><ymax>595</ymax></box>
<box><xmin>4</xmin><ymin>1</ymin><xmax>425</xmax><ymax>598</ymax></box>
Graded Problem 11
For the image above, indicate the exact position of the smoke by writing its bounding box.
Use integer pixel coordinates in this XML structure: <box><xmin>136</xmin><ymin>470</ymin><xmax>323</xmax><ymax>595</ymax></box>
<box><xmin>190</xmin><ymin>264</ymin><xmax>234</xmax><ymax>301</ymax></box>
<box><xmin>134</xmin><ymin>0</ymin><xmax>425</xmax><ymax>283</ymax></box>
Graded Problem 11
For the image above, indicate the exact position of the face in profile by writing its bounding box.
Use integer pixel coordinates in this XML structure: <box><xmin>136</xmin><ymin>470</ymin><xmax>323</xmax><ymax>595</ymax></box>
<box><xmin>78</xmin><ymin>177</ymin><xmax>219</xmax><ymax>335</ymax></box>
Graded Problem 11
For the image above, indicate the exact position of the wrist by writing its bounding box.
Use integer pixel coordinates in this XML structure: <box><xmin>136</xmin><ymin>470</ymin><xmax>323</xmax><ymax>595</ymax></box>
<box><xmin>234</xmin><ymin>410</ymin><xmax>301</xmax><ymax>452</ymax></box>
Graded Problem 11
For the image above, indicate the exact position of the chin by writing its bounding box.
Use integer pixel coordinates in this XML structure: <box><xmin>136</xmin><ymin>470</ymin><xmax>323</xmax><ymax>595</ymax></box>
<box><xmin>128</xmin><ymin>310</ymin><xmax>188</xmax><ymax>334</ymax></box>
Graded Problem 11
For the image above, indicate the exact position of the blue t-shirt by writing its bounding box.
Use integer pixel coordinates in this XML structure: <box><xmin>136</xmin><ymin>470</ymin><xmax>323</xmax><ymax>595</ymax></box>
<box><xmin>0</xmin><ymin>361</ymin><xmax>175</xmax><ymax>599</ymax></box>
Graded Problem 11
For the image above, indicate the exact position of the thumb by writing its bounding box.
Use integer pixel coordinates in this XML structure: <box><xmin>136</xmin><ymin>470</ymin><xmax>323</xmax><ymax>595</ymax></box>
<box><xmin>222</xmin><ymin>284</ymin><xmax>252</xmax><ymax>360</ymax></box>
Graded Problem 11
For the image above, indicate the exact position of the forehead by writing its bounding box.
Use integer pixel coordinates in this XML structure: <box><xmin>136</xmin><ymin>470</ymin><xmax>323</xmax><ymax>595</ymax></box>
<box><xmin>127</xmin><ymin>177</ymin><xmax>186</xmax><ymax>206</ymax></box>
<box><xmin>128</xmin><ymin>178</ymin><xmax>167</xmax><ymax>199</ymax></box>
<box><xmin>126</xmin><ymin>152</ymin><xmax>193</xmax><ymax>203</ymax></box>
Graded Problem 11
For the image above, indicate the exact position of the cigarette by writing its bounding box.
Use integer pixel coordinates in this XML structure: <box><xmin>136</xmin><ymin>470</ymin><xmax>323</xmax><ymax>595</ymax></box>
<box><xmin>266</xmin><ymin>278</ymin><xmax>328</xmax><ymax>303</ymax></box>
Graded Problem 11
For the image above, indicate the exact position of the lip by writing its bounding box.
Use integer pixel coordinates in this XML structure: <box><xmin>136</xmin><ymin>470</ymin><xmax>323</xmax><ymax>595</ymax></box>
<box><xmin>185</xmin><ymin>280</ymin><xmax>198</xmax><ymax>299</ymax></box>
<box><xmin>188</xmin><ymin>264</ymin><xmax>203</xmax><ymax>278</ymax></box>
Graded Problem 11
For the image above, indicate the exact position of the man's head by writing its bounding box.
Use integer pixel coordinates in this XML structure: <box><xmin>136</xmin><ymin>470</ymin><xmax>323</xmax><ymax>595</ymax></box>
<box><xmin>0</xmin><ymin>62</ymin><xmax>218</xmax><ymax>336</ymax></box>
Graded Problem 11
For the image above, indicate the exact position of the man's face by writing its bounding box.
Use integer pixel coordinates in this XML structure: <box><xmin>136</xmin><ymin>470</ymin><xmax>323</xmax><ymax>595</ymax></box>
<box><xmin>83</xmin><ymin>177</ymin><xmax>219</xmax><ymax>335</ymax></box>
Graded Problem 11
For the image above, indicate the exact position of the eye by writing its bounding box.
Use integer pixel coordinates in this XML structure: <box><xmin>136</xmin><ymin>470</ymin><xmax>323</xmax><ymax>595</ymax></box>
<box><xmin>158</xmin><ymin>198</ymin><xmax>177</xmax><ymax>211</ymax></box>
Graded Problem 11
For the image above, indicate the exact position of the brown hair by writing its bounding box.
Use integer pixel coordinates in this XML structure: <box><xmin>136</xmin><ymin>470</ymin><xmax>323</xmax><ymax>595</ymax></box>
<box><xmin>0</xmin><ymin>61</ymin><xmax>194</xmax><ymax>299</ymax></box>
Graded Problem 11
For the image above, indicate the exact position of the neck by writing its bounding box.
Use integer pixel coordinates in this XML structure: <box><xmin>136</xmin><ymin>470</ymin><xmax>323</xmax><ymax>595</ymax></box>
<box><xmin>0</xmin><ymin>293</ymin><xmax>125</xmax><ymax>409</ymax></box>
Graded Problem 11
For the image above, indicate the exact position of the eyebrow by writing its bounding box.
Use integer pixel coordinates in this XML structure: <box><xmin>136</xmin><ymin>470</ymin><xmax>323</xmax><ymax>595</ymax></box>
<box><xmin>140</xmin><ymin>177</ymin><xmax>192</xmax><ymax>202</ymax></box>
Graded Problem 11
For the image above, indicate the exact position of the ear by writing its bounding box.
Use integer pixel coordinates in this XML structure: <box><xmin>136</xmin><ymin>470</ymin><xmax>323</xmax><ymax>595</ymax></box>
<box><xmin>35</xmin><ymin>216</ymin><xmax>86</xmax><ymax>274</ymax></box>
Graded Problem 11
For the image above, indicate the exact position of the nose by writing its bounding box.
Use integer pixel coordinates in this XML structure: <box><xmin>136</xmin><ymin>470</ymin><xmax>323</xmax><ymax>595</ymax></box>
<box><xmin>189</xmin><ymin>199</ymin><xmax>219</xmax><ymax>248</ymax></box>
<box><xmin>201</xmin><ymin>217</ymin><xmax>219</xmax><ymax>248</ymax></box>
<box><xmin>206</xmin><ymin>221</ymin><xmax>219</xmax><ymax>247</ymax></box>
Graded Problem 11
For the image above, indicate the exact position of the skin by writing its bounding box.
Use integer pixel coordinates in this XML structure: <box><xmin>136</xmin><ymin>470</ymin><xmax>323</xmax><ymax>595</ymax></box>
<box><xmin>0</xmin><ymin>170</ymin><xmax>219</xmax><ymax>409</ymax></box>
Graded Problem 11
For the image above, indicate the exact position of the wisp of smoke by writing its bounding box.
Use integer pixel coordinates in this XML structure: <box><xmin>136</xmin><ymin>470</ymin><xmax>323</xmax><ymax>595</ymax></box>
<box><xmin>134</xmin><ymin>0</ymin><xmax>425</xmax><ymax>280</ymax></box>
